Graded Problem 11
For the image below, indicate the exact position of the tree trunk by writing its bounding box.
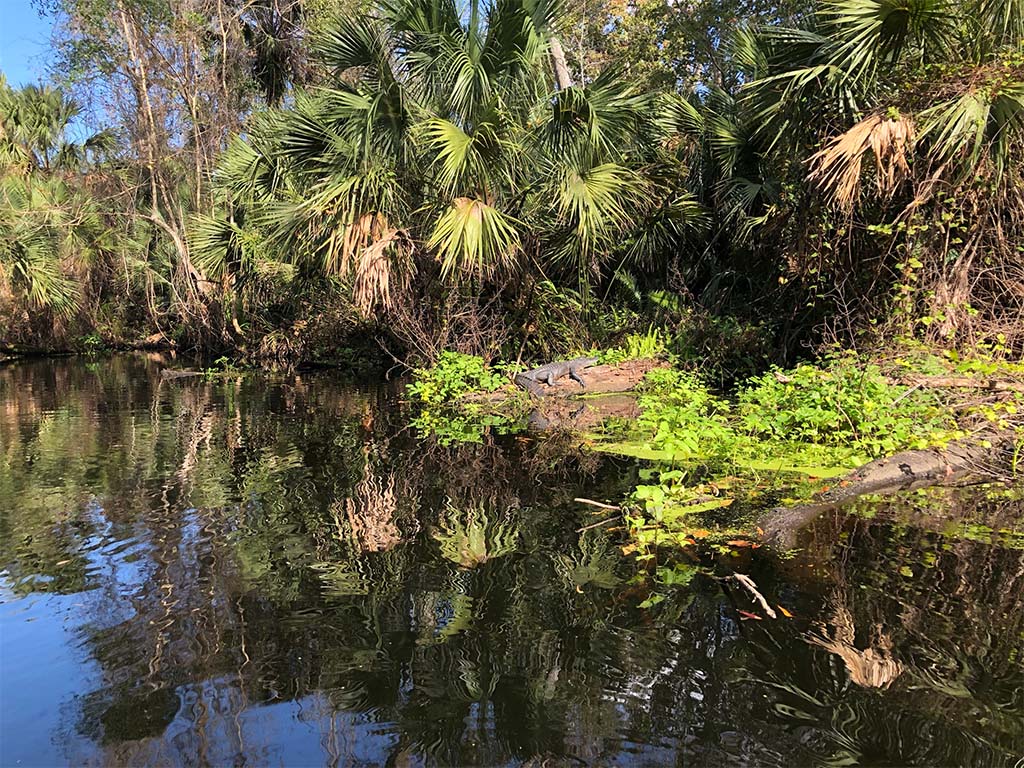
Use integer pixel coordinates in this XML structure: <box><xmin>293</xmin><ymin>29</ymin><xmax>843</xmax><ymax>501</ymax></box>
<box><xmin>549</xmin><ymin>36</ymin><xmax>573</xmax><ymax>90</ymax></box>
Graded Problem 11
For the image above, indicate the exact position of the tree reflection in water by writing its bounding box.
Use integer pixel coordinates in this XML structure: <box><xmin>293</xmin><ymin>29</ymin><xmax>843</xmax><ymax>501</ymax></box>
<box><xmin>0</xmin><ymin>356</ymin><xmax>1021</xmax><ymax>766</ymax></box>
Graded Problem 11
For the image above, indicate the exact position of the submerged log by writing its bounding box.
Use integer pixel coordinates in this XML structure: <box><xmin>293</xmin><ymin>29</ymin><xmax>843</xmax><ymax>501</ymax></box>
<box><xmin>760</xmin><ymin>431</ymin><xmax>1018</xmax><ymax>549</ymax></box>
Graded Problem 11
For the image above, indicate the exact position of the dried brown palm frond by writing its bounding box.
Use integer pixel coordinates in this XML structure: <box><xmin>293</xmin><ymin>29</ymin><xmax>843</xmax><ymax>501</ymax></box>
<box><xmin>318</xmin><ymin>211</ymin><xmax>379</xmax><ymax>278</ymax></box>
<box><xmin>321</xmin><ymin>212</ymin><xmax>415</xmax><ymax>316</ymax></box>
<box><xmin>808</xmin><ymin>113</ymin><xmax>916</xmax><ymax>212</ymax></box>
<box><xmin>353</xmin><ymin>226</ymin><xmax>414</xmax><ymax>316</ymax></box>
<box><xmin>806</xmin><ymin>603</ymin><xmax>903</xmax><ymax>689</ymax></box>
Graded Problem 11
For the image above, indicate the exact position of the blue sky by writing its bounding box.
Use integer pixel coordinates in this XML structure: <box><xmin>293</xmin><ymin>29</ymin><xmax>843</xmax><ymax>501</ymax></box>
<box><xmin>0</xmin><ymin>2</ymin><xmax>54</xmax><ymax>87</ymax></box>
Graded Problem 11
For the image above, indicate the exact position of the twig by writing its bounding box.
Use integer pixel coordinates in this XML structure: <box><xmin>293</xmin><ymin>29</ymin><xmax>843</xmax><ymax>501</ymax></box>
<box><xmin>574</xmin><ymin>497</ymin><xmax>621</xmax><ymax>510</ymax></box>
<box><xmin>888</xmin><ymin>375</ymin><xmax>1024</xmax><ymax>392</ymax></box>
<box><xmin>891</xmin><ymin>381</ymin><xmax>922</xmax><ymax>406</ymax></box>
<box><xmin>732</xmin><ymin>574</ymin><xmax>778</xmax><ymax>619</ymax></box>
<box><xmin>576</xmin><ymin>516</ymin><xmax>618</xmax><ymax>533</ymax></box>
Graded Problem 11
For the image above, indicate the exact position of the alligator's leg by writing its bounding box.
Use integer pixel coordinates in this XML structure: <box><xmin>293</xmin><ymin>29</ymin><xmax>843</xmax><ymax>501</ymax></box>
<box><xmin>543</xmin><ymin>371</ymin><xmax>557</xmax><ymax>386</ymax></box>
<box><xmin>568</xmin><ymin>368</ymin><xmax>587</xmax><ymax>388</ymax></box>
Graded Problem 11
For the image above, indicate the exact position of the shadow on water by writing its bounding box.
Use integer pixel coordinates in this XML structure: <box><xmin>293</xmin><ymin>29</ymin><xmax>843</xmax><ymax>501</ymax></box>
<box><xmin>0</xmin><ymin>356</ymin><xmax>1021</xmax><ymax>766</ymax></box>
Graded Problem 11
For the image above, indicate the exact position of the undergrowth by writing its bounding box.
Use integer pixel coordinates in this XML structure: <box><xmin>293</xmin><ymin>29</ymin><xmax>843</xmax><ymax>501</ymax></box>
<box><xmin>600</xmin><ymin>350</ymin><xmax>1024</xmax><ymax>557</ymax></box>
<box><xmin>404</xmin><ymin>343</ymin><xmax>1024</xmax><ymax>553</ymax></box>
<box><xmin>406</xmin><ymin>352</ymin><xmax>526</xmax><ymax>444</ymax></box>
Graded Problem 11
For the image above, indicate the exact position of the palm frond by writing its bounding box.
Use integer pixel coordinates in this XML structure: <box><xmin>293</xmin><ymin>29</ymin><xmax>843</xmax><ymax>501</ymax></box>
<box><xmin>429</xmin><ymin>197</ymin><xmax>521</xmax><ymax>277</ymax></box>
<box><xmin>808</xmin><ymin>112</ymin><xmax>916</xmax><ymax>210</ymax></box>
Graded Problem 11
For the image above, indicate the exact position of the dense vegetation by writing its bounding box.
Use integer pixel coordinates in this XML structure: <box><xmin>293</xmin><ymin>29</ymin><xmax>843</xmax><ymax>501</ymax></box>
<box><xmin>2</xmin><ymin>0</ymin><xmax>1023</xmax><ymax>366</ymax></box>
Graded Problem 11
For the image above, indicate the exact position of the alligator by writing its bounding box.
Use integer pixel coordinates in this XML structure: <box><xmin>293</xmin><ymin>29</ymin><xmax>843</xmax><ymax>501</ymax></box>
<box><xmin>514</xmin><ymin>357</ymin><xmax>598</xmax><ymax>396</ymax></box>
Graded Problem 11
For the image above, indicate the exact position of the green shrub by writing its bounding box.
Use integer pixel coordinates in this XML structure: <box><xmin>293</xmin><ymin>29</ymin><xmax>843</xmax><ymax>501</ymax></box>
<box><xmin>407</xmin><ymin>352</ymin><xmax>524</xmax><ymax>444</ymax></box>
<box><xmin>738</xmin><ymin>356</ymin><xmax>957</xmax><ymax>456</ymax></box>
<box><xmin>407</xmin><ymin>352</ymin><xmax>508</xmax><ymax>407</ymax></box>
<box><xmin>601</xmin><ymin>326</ymin><xmax>668</xmax><ymax>364</ymax></box>
<box><xmin>636</xmin><ymin>368</ymin><xmax>736</xmax><ymax>459</ymax></box>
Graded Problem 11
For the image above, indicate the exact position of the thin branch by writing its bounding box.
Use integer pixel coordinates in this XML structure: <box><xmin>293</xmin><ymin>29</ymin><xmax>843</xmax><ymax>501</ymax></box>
<box><xmin>732</xmin><ymin>573</ymin><xmax>778</xmax><ymax>619</ymax></box>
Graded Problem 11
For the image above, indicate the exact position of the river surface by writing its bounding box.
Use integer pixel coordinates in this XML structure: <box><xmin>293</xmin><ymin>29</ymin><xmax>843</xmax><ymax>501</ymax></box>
<box><xmin>1</xmin><ymin>356</ymin><xmax>1022</xmax><ymax>767</ymax></box>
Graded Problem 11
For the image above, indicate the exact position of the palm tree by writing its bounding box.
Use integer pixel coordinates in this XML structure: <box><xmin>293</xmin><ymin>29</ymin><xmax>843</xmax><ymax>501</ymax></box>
<box><xmin>0</xmin><ymin>77</ymin><xmax>112</xmax><ymax>320</ymax></box>
<box><xmin>193</xmin><ymin>0</ymin><xmax>704</xmax><ymax>335</ymax></box>
<box><xmin>708</xmin><ymin>0</ymin><xmax>1024</xmax><ymax>345</ymax></box>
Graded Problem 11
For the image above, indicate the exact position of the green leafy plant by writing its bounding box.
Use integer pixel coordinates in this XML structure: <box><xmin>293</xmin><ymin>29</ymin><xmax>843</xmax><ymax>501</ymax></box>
<box><xmin>433</xmin><ymin>500</ymin><xmax>519</xmax><ymax>568</ymax></box>
<box><xmin>407</xmin><ymin>352</ymin><xmax>526</xmax><ymax>444</ymax></box>
<box><xmin>738</xmin><ymin>355</ymin><xmax>958</xmax><ymax>456</ymax></box>
<box><xmin>634</xmin><ymin>368</ymin><xmax>735</xmax><ymax>459</ymax></box>
<box><xmin>601</xmin><ymin>326</ymin><xmax>669</xmax><ymax>364</ymax></box>
<box><xmin>407</xmin><ymin>352</ymin><xmax>508</xmax><ymax>407</ymax></box>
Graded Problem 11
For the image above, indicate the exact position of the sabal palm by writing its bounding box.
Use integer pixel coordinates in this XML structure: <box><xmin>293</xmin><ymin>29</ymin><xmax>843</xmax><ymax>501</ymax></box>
<box><xmin>705</xmin><ymin>0</ymin><xmax>1024</xmax><ymax>344</ymax></box>
<box><xmin>0</xmin><ymin>78</ymin><xmax>110</xmax><ymax>318</ymax></box>
<box><xmin>736</xmin><ymin>0</ymin><xmax>1024</xmax><ymax>202</ymax></box>
<box><xmin>195</xmin><ymin>0</ymin><xmax>703</xmax><ymax>316</ymax></box>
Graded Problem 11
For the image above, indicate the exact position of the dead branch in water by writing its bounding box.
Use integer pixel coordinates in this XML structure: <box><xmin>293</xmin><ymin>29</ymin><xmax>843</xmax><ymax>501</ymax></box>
<box><xmin>574</xmin><ymin>497</ymin><xmax>621</xmax><ymax>510</ymax></box>
<box><xmin>575</xmin><ymin>516</ymin><xmax>619</xmax><ymax>533</ymax></box>
<box><xmin>732</xmin><ymin>573</ymin><xmax>778</xmax><ymax>619</ymax></box>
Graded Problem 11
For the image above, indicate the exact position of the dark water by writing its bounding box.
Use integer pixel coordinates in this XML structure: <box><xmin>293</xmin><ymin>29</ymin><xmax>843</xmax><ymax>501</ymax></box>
<box><xmin>1</xmin><ymin>357</ymin><xmax>1022</xmax><ymax>767</ymax></box>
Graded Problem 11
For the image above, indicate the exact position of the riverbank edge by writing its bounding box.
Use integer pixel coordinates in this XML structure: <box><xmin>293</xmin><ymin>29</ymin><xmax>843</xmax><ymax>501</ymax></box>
<box><xmin>407</xmin><ymin>349</ymin><xmax>1024</xmax><ymax>551</ymax></box>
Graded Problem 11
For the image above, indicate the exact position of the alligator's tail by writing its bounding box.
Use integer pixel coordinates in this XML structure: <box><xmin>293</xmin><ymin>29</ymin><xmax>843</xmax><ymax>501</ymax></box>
<box><xmin>514</xmin><ymin>374</ymin><xmax>546</xmax><ymax>396</ymax></box>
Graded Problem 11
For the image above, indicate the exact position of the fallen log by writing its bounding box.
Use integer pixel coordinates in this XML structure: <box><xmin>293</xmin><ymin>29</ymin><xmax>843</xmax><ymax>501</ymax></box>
<box><xmin>760</xmin><ymin>431</ymin><xmax>1019</xmax><ymax>549</ymax></box>
<box><xmin>468</xmin><ymin>360</ymin><xmax>665</xmax><ymax>406</ymax></box>
<box><xmin>160</xmin><ymin>368</ymin><xmax>202</xmax><ymax>380</ymax></box>
<box><xmin>888</xmin><ymin>375</ymin><xmax>1024</xmax><ymax>392</ymax></box>
<box><xmin>510</xmin><ymin>359</ymin><xmax>666</xmax><ymax>399</ymax></box>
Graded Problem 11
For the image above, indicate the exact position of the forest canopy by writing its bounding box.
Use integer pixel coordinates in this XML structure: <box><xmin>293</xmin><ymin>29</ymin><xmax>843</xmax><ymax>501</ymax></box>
<box><xmin>1</xmin><ymin>0</ymin><xmax>1022</xmax><ymax>365</ymax></box>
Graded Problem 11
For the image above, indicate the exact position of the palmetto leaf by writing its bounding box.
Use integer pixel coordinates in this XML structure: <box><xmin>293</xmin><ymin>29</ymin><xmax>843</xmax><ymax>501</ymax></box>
<box><xmin>316</xmin><ymin>14</ymin><xmax>395</xmax><ymax>76</ymax></box>
<box><xmin>919</xmin><ymin>82</ymin><xmax>1024</xmax><ymax>179</ymax></box>
<box><xmin>975</xmin><ymin>0</ymin><xmax>1024</xmax><ymax>44</ymax></box>
<box><xmin>554</xmin><ymin>162</ymin><xmax>644</xmax><ymax>241</ymax></box>
<box><xmin>808</xmin><ymin>112</ymin><xmax>916</xmax><ymax>210</ymax></box>
<box><xmin>654</xmin><ymin>94</ymin><xmax>705</xmax><ymax>140</ymax></box>
<box><xmin>190</xmin><ymin>214</ymin><xmax>245</xmax><ymax>280</ymax></box>
<box><xmin>821</xmin><ymin>0</ymin><xmax>956</xmax><ymax>81</ymax></box>
<box><xmin>429</xmin><ymin>197</ymin><xmax>521</xmax><ymax>277</ymax></box>
<box><xmin>542</xmin><ymin>70</ymin><xmax>651</xmax><ymax>162</ymax></box>
<box><xmin>423</xmin><ymin>118</ymin><xmax>477</xmax><ymax>192</ymax></box>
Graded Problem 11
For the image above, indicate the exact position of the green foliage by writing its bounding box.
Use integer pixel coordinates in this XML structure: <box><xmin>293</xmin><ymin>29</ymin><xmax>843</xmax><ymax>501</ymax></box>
<box><xmin>433</xmin><ymin>500</ymin><xmax>520</xmax><ymax>568</ymax></box>
<box><xmin>594</xmin><ymin>352</ymin><xmax>1016</xmax><ymax>558</ymax></box>
<box><xmin>406</xmin><ymin>352</ymin><xmax>525</xmax><ymax>445</ymax></box>
<box><xmin>738</xmin><ymin>356</ymin><xmax>958</xmax><ymax>456</ymax></box>
<box><xmin>79</xmin><ymin>333</ymin><xmax>105</xmax><ymax>354</ymax></box>
<box><xmin>634</xmin><ymin>368</ymin><xmax>736</xmax><ymax>459</ymax></box>
<box><xmin>601</xmin><ymin>326</ymin><xmax>668</xmax><ymax>364</ymax></box>
<box><xmin>407</xmin><ymin>352</ymin><xmax>508</xmax><ymax>407</ymax></box>
<box><xmin>6</xmin><ymin>0</ymin><xmax>1024</xmax><ymax>365</ymax></box>
<box><xmin>194</xmin><ymin>0</ymin><xmax>707</xmax><ymax>341</ymax></box>
<box><xmin>0</xmin><ymin>77</ymin><xmax>112</xmax><ymax>320</ymax></box>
